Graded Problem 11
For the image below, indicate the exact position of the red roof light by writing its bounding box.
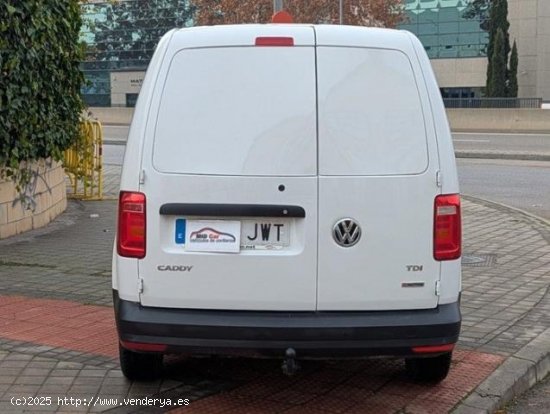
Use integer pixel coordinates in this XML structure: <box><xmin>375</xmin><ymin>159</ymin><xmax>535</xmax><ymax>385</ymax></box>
<box><xmin>271</xmin><ymin>10</ymin><xmax>294</xmax><ymax>23</ymax></box>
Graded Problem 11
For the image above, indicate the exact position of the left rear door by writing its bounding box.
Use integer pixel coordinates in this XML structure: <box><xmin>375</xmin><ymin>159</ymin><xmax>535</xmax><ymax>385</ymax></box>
<box><xmin>138</xmin><ymin>27</ymin><xmax>319</xmax><ymax>311</ymax></box>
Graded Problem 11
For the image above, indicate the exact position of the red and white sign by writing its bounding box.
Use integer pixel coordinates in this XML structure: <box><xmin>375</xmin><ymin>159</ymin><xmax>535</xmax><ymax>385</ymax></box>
<box><xmin>185</xmin><ymin>220</ymin><xmax>241</xmax><ymax>253</ymax></box>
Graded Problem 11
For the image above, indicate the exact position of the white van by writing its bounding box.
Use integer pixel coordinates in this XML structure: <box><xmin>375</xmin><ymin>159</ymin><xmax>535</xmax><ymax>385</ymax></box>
<box><xmin>113</xmin><ymin>24</ymin><xmax>462</xmax><ymax>382</ymax></box>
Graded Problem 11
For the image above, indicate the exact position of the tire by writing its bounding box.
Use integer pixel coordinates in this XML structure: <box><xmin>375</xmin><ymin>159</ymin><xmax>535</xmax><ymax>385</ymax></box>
<box><xmin>119</xmin><ymin>344</ymin><xmax>163</xmax><ymax>381</ymax></box>
<box><xmin>405</xmin><ymin>352</ymin><xmax>452</xmax><ymax>383</ymax></box>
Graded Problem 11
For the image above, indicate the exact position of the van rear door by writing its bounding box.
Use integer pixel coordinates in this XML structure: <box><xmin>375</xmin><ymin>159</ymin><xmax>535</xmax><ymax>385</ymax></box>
<box><xmin>315</xmin><ymin>32</ymin><xmax>441</xmax><ymax>311</ymax></box>
<box><xmin>138</xmin><ymin>27</ymin><xmax>318</xmax><ymax>311</ymax></box>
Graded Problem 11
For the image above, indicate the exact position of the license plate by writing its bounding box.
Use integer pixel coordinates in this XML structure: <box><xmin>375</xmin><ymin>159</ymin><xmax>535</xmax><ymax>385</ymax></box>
<box><xmin>240</xmin><ymin>219</ymin><xmax>290</xmax><ymax>250</ymax></box>
<box><xmin>176</xmin><ymin>219</ymin><xmax>290</xmax><ymax>252</ymax></box>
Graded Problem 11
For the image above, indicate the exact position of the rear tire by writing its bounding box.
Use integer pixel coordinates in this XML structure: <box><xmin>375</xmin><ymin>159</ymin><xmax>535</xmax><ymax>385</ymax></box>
<box><xmin>119</xmin><ymin>344</ymin><xmax>163</xmax><ymax>381</ymax></box>
<box><xmin>405</xmin><ymin>352</ymin><xmax>452</xmax><ymax>383</ymax></box>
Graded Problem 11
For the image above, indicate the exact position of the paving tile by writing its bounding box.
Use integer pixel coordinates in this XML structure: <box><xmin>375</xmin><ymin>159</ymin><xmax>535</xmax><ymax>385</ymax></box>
<box><xmin>7</xmin><ymin>384</ymin><xmax>42</xmax><ymax>396</ymax></box>
<box><xmin>300</xmin><ymin>394</ymin><xmax>358</xmax><ymax>413</ymax></box>
<box><xmin>266</xmin><ymin>388</ymin><xmax>317</xmax><ymax>405</ymax></box>
<box><xmin>0</xmin><ymin>376</ymin><xmax>16</xmax><ymax>386</ymax></box>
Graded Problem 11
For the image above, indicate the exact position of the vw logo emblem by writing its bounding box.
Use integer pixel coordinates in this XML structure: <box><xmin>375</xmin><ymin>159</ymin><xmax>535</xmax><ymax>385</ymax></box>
<box><xmin>333</xmin><ymin>218</ymin><xmax>361</xmax><ymax>247</ymax></box>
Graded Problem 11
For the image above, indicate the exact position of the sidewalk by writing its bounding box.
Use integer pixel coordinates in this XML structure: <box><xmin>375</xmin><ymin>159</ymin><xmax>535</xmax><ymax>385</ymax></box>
<box><xmin>0</xmin><ymin>169</ymin><xmax>549</xmax><ymax>413</ymax></box>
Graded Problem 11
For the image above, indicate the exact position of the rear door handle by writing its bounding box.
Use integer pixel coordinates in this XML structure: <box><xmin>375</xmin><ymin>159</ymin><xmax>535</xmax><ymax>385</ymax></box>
<box><xmin>159</xmin><ymin>203</ymin><xmax>306</xmax><ymax>218</ymax></box>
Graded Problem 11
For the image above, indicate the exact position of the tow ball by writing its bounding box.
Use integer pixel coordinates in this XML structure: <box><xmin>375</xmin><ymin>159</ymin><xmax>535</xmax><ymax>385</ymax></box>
<box><xmin>281</xmin><ymin>348</ymin><xmax>300</xmax><ymax>376</ymax></box>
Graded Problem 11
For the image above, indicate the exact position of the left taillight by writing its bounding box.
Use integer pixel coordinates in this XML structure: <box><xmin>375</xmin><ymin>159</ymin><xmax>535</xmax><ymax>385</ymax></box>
<box><xmin>117</xmin><ymin>191</ymin><xmax>146</xmax><ymax>259</ymax></box>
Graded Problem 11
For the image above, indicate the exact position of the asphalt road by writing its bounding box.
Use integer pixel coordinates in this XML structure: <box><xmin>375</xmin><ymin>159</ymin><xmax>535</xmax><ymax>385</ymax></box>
<box><xmin>104</xmin><ymin>143</ymin><xmax>125</xmax><ymax>165</ymax></box>
<box><xmin>104</xmin><ymin>125</ymin><xmax>129</xmax><ymax>142</ymax></box>
<box><xmin>457</xmin><ymin>159</ymin><xmax>550</xmax><ymax>220</ymax></box>
<box><xmin>453</xmin><ymin>132</ymin><xmax>550</xmax><ymax>155</ymax></box>
<box><xmin>506</xmin><ymin>374</ymin><xmax>550</xmax><ymax>413</ymax></box>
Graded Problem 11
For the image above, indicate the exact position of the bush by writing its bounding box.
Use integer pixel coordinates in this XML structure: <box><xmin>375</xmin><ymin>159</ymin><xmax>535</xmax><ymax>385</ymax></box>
<box><xmin>0</xmin><ymin>1</ymin><xmax>84</xmax><ymax>193</ymax></box>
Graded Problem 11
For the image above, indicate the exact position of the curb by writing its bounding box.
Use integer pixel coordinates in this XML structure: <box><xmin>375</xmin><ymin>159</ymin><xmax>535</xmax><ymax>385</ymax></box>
<box><xmin>452</xmin><ymin>129</ymin><xmax>550</xmax><ymax>135</ymax></box>
<box><xmin>452</xmin><ymin>328</ymin><xmax>550</xmax><ymax>414</ymax></box>
<box><xmin>452</xmin><ymin>196</ymin><xmax>550</xmax><ymax>413</ymax></box>
<box><xmin>463</xmin><ymin>195</ymin><xmax>550</xmax><ymax>228</ymax></box>
<box><xmin>456</xmin><ymin>151</ymin><xmax>550</xmax><ymax>162</ymax></box>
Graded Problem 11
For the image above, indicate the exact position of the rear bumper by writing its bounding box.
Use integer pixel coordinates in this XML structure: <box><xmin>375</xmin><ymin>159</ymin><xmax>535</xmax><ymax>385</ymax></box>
<box><xmin>114</xmin><ymin>291</ymin><xmax>461</xmax><ymax>358</ymax></box>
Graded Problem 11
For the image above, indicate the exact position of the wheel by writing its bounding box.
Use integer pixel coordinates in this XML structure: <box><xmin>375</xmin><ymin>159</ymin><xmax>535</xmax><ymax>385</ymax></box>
<box><xmin>405</xmin><ymin>352</ymin><xmax>452</xmax><ymax>383</ymax></box>
<box><xmin>119</xmin><ymin>344</ymin><xmax>163</xmax><ymax>381</ymax></box>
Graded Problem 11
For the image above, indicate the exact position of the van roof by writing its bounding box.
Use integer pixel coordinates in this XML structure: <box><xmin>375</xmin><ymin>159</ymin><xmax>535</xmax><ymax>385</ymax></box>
<box><xmin>170</xmin><ymin>24</ymin><xmax>413</xmax><ymax>49</ymax></box>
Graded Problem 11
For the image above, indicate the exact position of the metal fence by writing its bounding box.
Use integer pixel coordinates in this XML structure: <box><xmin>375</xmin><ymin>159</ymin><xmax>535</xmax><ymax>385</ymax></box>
<box><xmin>64</xmin><ymin>120</ymin><xmax>103</xmax><ymax>200</ymax></box>
<box><xmin>443</xmin><ymin>98</ymin><xmax>543</xmax><ymax>109</ymax></box>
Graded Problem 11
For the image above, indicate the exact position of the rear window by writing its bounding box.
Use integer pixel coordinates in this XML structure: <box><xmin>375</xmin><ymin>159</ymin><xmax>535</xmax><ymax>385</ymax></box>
<box><xmin>317</xmin><ymin>47</ymin><xmax>429</xmax><ymax>176</ymax></box>
<box><xmin>153</xmin><ymin>47</ymin><xmax>317</xmax><ymax>176</ymax></box>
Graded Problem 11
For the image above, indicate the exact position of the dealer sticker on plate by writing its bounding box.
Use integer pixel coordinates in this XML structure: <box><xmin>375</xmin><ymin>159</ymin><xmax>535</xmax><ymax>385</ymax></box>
<box><xmin>184</xmin><ymin>220</ymin><xmax>241</xmax><ymax>253</ymax></box>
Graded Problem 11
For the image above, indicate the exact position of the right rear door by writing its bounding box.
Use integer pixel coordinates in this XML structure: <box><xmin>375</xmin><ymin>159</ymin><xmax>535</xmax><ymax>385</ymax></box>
<box><xmin>315</xmin><ymin>44</ymin><xmax>441</xmax><ymax>311</ymax></box>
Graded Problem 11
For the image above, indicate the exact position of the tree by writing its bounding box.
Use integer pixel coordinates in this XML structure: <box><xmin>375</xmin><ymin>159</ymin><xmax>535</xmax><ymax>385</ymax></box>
<box><xmin>508</xmin><ymin>40</ymin><xmax>518</xmax><ymax>97</ymax></box>
<box><xmin>193</xmin><ymin>0</ymin><xmax>406</xmax><ymax>28</ymax></box>
<box><xmin>0</xmin><ymin>0</ymin><xmax>84</xmax><ymax>193</ymax></box>
<box><xmin>482</xmin><ymin>0</ymin><xmax>517</xmax><ymax>97</ymax></box>
<box><xmin>86</xmin><ymin>0</ymin><xmax>196</xmax><ymax>63</ymax></box>
<box><xmin>489</xmin><ymin>28</ymin><xmax>507</xmax><ymax>97</ymax></box>
<box><xmin>487</xmin><ymin>0</ymin><xmax>510</xmax><ymax>71</ymax></box>
<box><xmin>462</xmin><ymin>0</ymin><xmax>491</xmax><ymax>32</ymax></box>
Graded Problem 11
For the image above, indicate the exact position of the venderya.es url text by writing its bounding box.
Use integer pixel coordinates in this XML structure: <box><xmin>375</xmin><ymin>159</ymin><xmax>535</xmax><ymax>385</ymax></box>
<box><xmin>11</xmin><ymin>396</ymin><xmax>190</xmax><ymax>408</ymax></box>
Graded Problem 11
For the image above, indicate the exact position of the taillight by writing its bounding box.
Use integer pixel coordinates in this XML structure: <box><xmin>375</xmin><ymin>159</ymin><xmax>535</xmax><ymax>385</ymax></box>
<box><xmin>117</xmin><ymin>191</ymin><xmax>146</xmax><ymax>259</ymax></box>
<box><xmin>434</xmin><ymin>194</ymin><xmax>461</xmax><ymax>261</ymax></box>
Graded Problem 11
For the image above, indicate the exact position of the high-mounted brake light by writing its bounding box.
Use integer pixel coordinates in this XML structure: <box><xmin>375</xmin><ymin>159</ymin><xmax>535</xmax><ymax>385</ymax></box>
<box><xmin>434</xmin><ymin>194</ymin><xmax>461</xmax><ymax>261</ymax></box>
<box><xmin>255</xmin><ymin>36</ymin><xmax>294</xmax><ymax>47</ymax></box>
<box><xmin>117</xmin><ymin>191</ymin><xmax>146</xmax><ymax>259</ymax></box>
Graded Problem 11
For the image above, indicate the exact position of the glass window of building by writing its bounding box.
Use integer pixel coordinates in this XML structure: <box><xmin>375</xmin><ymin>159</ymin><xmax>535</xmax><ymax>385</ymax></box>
<box><xmin>398</xmin><ymin>0</ymin><xmax>489</xmax><ymax>59</ymax></box>
<box><xmin>80</xmin><ymin>0</ymin><xmax>194</xmax><ymax>107</ymax></box>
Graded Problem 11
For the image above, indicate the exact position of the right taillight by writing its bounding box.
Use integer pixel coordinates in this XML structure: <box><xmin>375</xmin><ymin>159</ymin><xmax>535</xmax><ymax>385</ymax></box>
<box><xmin>434</xmin><ymin>194</ymin><xmax>461</xmax><ymax>261</ymax></box>
<box><xmin>117</xmin><ymin>191</ymin><xmax>146</xmax><ymax>259</ymax></box>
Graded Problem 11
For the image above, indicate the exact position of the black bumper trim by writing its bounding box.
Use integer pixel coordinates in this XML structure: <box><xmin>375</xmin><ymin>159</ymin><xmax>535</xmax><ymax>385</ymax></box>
<box><xmin>114</xmin><ymin>291</ymin><xmax>461</xmax><ymax>357</ymax></box>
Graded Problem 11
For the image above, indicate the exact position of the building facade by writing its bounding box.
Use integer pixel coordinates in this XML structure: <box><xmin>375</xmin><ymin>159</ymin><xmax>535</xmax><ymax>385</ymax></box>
<box><xmin>80</xmin><ymin>0</ymin><xmax>194</xmax><ymax>107</ymax></box>
<box><xmin>507</xmin><ymin>0</ymin><xmax>550</xmax><ymax>100</ymax></box>
<box><xmin>80</xmin><ymin>0</ymin><xmax>550</xmax><ymax>106</ymax></box>
<box><xmin>398</xmin><ymin>0</ymin><xmax>550</xmax><ymax>100</ymax></box>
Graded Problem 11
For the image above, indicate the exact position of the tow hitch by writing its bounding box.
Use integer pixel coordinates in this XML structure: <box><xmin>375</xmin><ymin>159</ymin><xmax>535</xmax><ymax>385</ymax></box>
<box><xmin>281</xmin><ymin>348</ymin><xmax>300</xmax><ymax>376</ymax></box>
